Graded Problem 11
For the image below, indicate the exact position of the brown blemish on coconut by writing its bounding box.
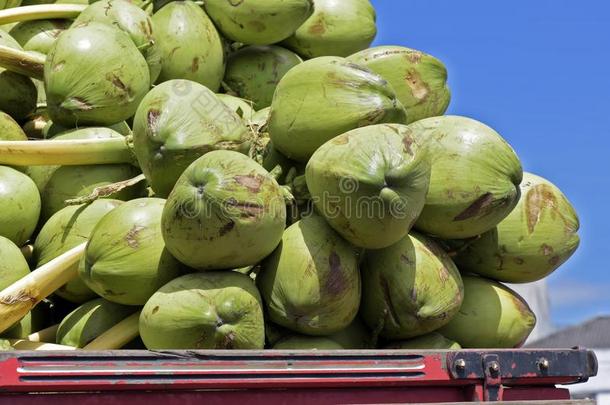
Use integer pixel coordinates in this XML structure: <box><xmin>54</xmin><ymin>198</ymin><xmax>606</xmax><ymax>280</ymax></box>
<box><xmin>66</xmin><ymin>97</ymin><xmax>94</xmax><ymax>111</ymax></box>
<box><xmin>525</xmin><ymin>184</ymin><xmax>556</xmax><ymax>234</ymax></box>
<box><xmin>539</xmin><ymin>243</ymin><xmax>554</xmax><ymax>256</ymax></box>
<box><xmin>235</xmin><ymin>175</ymin><xmax>262</xmax><ymax>193</ymax></box>
<box><xmin>308</xmin><ymin>17</ymin><xmax>326</xmax><ymax>35</ymax></box>
<box><xmin>219</xmin><ymin>219</ymin><xmax>235</xmax><ymax>236</ymax></box>
<box><xmin>125</xmin><ymin>224</ymin><xmax>145</xmax><ymax>248</ymax></box>
<box><xmin>402</xmin><ymin>135</ymin><xmax>414</xmax><ymax>155</ymax></box>
<box><xmin>151</xmin><ymin>306</ymin><xmax>159</xmax><ymax>314</ymax></box>
<box><xmin>147</xmin><ymin>109</ymin><xmax>161</xmax><ymax>131</ymax></box>
<box><xmin>405</xmin><ymin>68</ymin><xmax>429</xmax><ymax>101</ymax></box>
<box><xmin>325</xmin><ymin>251</ymin><xmax>346</xmax><ymax>295</ymax></box>
<box><xmin>548</xmin><ymin>255</ymin><xmax>561</xmax><ymax>266</ymax></box>
<box><xmin>191</xmin><ymin>57</ymin><xmax>199</xmax><ymax>73</ymax></box>
<box><xmin>453</xmin><ymin>192</ymin><xmax>495</xmax><ymax>221</ymax></box>
<box><xmin>380</xmin><ymin>277</ymin><xmax>400</xmax><ymax>326</ymax></box>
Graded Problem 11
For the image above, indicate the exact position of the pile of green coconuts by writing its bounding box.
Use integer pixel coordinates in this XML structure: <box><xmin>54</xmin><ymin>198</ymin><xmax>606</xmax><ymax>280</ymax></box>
<box><xmin>0</xmin><ymin>0</ymin><xmax>579</xmax><ymax>351</ymax></box>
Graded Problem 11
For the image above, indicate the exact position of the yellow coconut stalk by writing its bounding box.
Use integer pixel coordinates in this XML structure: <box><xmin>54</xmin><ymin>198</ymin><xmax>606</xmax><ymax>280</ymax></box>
<box><xmin>10</xmin><ymin>339</ymin><xmax>76</xmax><ymax>351</ymax></box>
<box><xmin>0</xmin><ymin>4</ymin><xmax>86</xmax><ymax>25</ymax></box>
<box><xmin>0</xmin><ymin>242</ymin><xmax>86</xmax><ymax>334</ymax></box>
<box><xmin>83</xmin><ymin>311</ymin><xmax>141</xmax><ymax>350</ymax></box>
<box><xmin>26</xmin><ymin>323</ymin><xmax>59</xmax><ymax>343</ymax></box>
<box><xmin>0</xmin><ymin>138</ymin><xmax>133</xmax><ymax>166</ymax></box>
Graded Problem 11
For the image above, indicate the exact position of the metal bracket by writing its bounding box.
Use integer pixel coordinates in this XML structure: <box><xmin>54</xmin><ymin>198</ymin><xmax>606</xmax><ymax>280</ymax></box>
<box><xmin>482</xmin><ymin>354</ymin><xmax>503</xmax><ymax>401</ymax></box>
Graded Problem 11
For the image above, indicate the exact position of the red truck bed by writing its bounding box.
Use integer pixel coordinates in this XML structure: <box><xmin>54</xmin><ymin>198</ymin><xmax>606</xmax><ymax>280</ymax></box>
<box><xmin>0</xmin><ymin>348</ymin><xmax>598</xmax><ymax>404</ymax></box>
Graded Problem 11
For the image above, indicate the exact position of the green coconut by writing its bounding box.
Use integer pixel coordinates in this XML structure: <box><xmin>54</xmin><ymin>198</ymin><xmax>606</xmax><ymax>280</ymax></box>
<box><xmin>45</xmin><ymin>21</ymin><xmax>150</xmax><ymax>126</ymax></box>
<box><xmin>283</xmin><ymin>0</ymin><xmax>376</xmax><ymax>58</ymax></box>
<box><xmin>216</xmin><ymin>93</ymin><xmax>256</xmax><ymax>122</ymax></box>
<box><xmin>162</xmin><ymin>150</ymin><xmax>286</xmax><ymax>270</ymax></box>
<box><xmin>438</xmin><ymin>275</ymin><xmax>536</xmax><ymax>348</ymax></box>
<box><xmin>361</xmin><ymin>233</ymin><xmax>463</xmax><ymax>340</ymax></box>
<box><xmin>348</xmin><ymin>46</ymin><xmax>450</xmax><ymax>124</ymax></box>
<box><xmin>257</xmin><ymin>214</ymin><xmax>360</xmax><ymax>336</ymax></box>
<box><xmin>34</xmin><ymin>200</ymin><xmax>123</xmax><ymax>303</ymax></box>
<box><xmin>0</xmin><ymin>0</ymin><xmax>21</xmax><ymax>8</ymax></box>
<box><xmin>411</xmin><ymin>116</ymin><xmax>523</xmax><ymax>239</ymax></box>
<box><xmin>25</xmin><ymin>127</ymin><xmax>143</xmax><ymax>223</ymax></box>
<box><xmin>384</xmin><ymin>332</ymin><xmax>461</xmax><ymax>350</ymax></box>
<box><xmin>450</xmin><ymin>172</ymin><xmax>580</xmax><ymax>283</ymax></box>
<box><xmin>306</xmin><ymin>124</ymin><xmax>430</xmax><ymax>249</ymax></box>
<box><xmin>224</xmin><ymin>45</ymin><xmax>302</xmax><ymax>109</ymax></box>
<box><xmin>152</xmin><ymin>1</ymin><xmax>224</xmax><ymax>90</ymax></box>
<box><xmin>329</xmin><ymin>317</ymin><xmax>371</xmax><ymax>349</ymax></box>
<box><xmin>0</xmin><ymin>31</ymin><xmax>37</xmax><ymax>121</ymax></box>
<box><xmin>1</xmin><ymin>307</ymin><xmax>48</xmax><ymax>339</ymax></box>
<box><xmin>56</xmin><ymin>297</ymin><xmax>138</xmax><ymax>347</ymax></box>
<box><xmin>140</xmin><ymin>272</ymin><xmax>265</xmax><ymax>349</ymax></box>
<box><xmin>268</xmin><ymin>56</ymin><xmax>407</xmax><ymax>162</ymax></box>
<box><xmin>74</xmin><ymin>0</ymin><xmax>162</xmax><ymax>82</ymax></box>
<box><xmin>0</xmin><ymin>111</ymin><xmax>27</xmax><ymax>140</ymax></box>
<box><xmin>203</xmin><ymin>0</ymin><xmax>313</xmax><ymax>45</ymax></box>
<box><xmin>273</xmin><ymin>335</ymin><xmax>344</xmax><ymax>350</ymax></box>
<box><xmin>42</xmin><ymin>120</ymin><xmax>132</xmax><ymax>139</ymax></box>
<box><xmin>132</xmin><ymin>79</ymin><xmax>250</xmax><ymax>197</ymax></box>
<box><xmin>79</xmin><ymin>198</ymin><xmax>183</xmax><ymax>305</ymax></box>
<box><xmin>9</xmin><ymin>19</ymin><xmax>71</xmax><ymax>54</ymax></box>
<box><xmin>0</xmin><ymin>235</ymin><xmax>30</xmax><ymax>288</ymax></box>
<box><xmin>0</xmin><ymin>166</ymin><xmax>41</xmax><ymax>245</ymax></box>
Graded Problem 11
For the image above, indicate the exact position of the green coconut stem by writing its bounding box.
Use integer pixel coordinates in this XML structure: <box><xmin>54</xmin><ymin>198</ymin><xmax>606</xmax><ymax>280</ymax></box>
<box><xmin>83</xmin><ymin>311</ymin><xmax>141</xmax><ymax>350</ymax></box>
<box><xmin>0</xmin><ymin>138</ymin><xmax>135</xmax><ymax>166</ymax></box>
<box><xmin>0</xmin><ymin>45</ymin><xmax>45</xmax><ymax>80</ymax></box>
<box><xmin>0</xmin><ymin>242</ymin><xmax>86</xmax><ymax>334</ymax></box>
<box><xmin>10</xmin><ymin>339</ymin><xmax>76</xmax><ymax>350</ymax></box>
<box><xmin>0</xmin><ymin>4</ymin><xmax>86</xmax><ymax>25</ymax></box>
<box><xmin>27</xmin><ymin>323</ymin><xmax>59</xmax><ymax>343</ymax></box>
<box><xmin>65</xmin><ymin>173</ymin><xmax>146</xmax><ymax>205</ymax></box>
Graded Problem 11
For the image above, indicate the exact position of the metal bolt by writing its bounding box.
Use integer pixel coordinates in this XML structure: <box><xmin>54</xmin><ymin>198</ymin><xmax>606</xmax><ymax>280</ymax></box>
<box><xmin>538</xmin><ymin>358</ymin><xmax>550</xmax><ymax>371</ymax></box>
<box><xmin>488</xmin><ymin>361</ymin><xmax>500</xmax><ymax>373</ymax></box>
<box><xmin>455</xmin><ymin>359</ymin><xmax>466</xmax><ymax>370</ymax></box>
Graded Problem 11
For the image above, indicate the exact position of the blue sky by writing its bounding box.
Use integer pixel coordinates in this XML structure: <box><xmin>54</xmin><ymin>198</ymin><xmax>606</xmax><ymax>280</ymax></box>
<box><xmin>370</xmin><ymin>0</ymin><xmax>610</xmax><ymax>326</ymax></box>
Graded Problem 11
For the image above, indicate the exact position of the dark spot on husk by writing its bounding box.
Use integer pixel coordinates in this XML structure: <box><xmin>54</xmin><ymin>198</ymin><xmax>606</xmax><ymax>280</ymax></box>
<box><xmin>225</xmin><ymin>197</ymin><xmax>264</xmax><ymax>217</ymax></box>
<box><xmin>525</xmin><ymin>184</ymin><xmax>558</xmax><ymax>234</ymax></box>
<box><xmin>248</xmin><ymin>20</ymin><xmax>265</xmax><ymax>32</ymax></box>
<box><xmin>325</xmin><ymin>251</ymin><xmax>346</xmax><ymax>295</ymax></box>
<box><xmin>66</xmin><ymin>97</ymin><xmax>94</xmax><ymax>111</ymax></box>
<box><xmin>453</xmin><ymin>192</ymin><xmax>495</xmax><ymax>221</ymax></box>
<box><xmin>151</xmin><ymin>306</ymin><xmax>159</xmax><ymax>314</ymax></box>
<box><xmin>125</xmin><ymin>224</ymin><xmax>145</xmax><ymax>248</ymax></box>
<box><xmin>219</xmin><ymin>220</ymin><xmax>235</xmax><ymax>236</ymax></box>
<box><xmin>400</xmin><ymin>254</ymin><xmax>414</xmax><ymax>265</ymax></box>
<box><xmin>228</xmin><ymin>0</ymin><xmax>244</xmax><ymax>6</ymax></box>
<box><xmin>235</xmin><ymin>175</ymin><xmax>263</xmax><ymax>193</ymax></box>
<box><xmin>513</xmin><ymin>257</ymin><xmax>525</xmax><ymax>265</ymax></box>
<box><xmin>218</xmin><ymin>331</ymin><xmax>236</xmax><ymax>349</ymax></box>
<box><xmin>402</xmin><ymin>135</ymin><xmax>414</xmax><ymax>154</ymax></box>
<box><xmin>147</xmin><ymin>109</ymin><xmax>161</xmax><ymax>131</ymax></box>
<box><xmin>548</xmin><ymin>255</ymin><xmax>561</xmax><ymax>266</ymax></box>
<box><xmin>308</xmin><ymin>17</ymin><xmax>326</xmax><ymax>35</ymax></box>
<box><xmin>405</xmin><ymin>68</ymin><xmax>429</xmax><ymax>101</ymax></box>
<box><xmin>191</xmin><ymin>57</ymin><xmax>199</xmax><ymax>73</ymax></box>
<box><xmin>540</xmin><ymin>244</ymin><xmax>554</xmax><ymax>256</ymax></box>
<box><xmin>109</xmin><ymin>73</ymin><xmax>130</xmax><ymax>95</ymax></box>
<box><xmin>379</xmin><ymin>276</ymin><xmax>401</xmax><ymax>327</ymax></box>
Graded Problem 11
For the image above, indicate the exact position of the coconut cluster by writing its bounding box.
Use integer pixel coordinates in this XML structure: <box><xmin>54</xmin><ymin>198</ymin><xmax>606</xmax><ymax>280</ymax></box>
<box><xmin>0</xmin><ymin>0</ymin><xmax>578</xmax><ymax>351</ymax></box>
